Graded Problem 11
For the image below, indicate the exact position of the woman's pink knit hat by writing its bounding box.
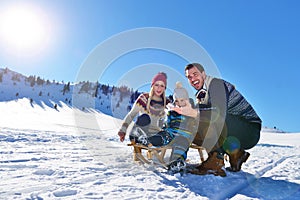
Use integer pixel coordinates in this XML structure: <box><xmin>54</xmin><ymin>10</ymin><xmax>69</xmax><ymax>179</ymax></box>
<box><xmin>151</xmin><ymin>72</ymin><xmax>167</xmax><ymax>87</ymax></box>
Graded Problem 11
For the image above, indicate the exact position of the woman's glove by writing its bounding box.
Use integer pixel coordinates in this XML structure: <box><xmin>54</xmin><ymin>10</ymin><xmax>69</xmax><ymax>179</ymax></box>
<box><xmin>118</xmin><ymin>131</ymin><xmax>126</xmax><ymax>142</ymax></box>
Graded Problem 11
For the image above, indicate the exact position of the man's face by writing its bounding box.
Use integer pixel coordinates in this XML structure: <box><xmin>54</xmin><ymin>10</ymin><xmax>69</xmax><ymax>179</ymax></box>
<box><xmin>185</xmin><ymin>66</ymin><xmax>206</xmax><ymax>90</ymax></box>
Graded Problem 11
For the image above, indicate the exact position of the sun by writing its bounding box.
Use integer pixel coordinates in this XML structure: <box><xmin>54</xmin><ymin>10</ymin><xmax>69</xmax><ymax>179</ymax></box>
<box><xmin>0</xmin><ymin>3</ymin><xmax>51</xmax><ymax>56</ymax></box>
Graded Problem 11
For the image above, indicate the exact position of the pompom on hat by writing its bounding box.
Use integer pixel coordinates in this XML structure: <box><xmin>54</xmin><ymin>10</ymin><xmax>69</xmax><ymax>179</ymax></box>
<box><xmin>173</xmin><ymin>81</ymin><xmax>189</xmax><ymax>100</ymax></box>
<box><xmin>151</xmin><ymin>72</ymin><xmax>167</xmax><ymax>88</ymax></box>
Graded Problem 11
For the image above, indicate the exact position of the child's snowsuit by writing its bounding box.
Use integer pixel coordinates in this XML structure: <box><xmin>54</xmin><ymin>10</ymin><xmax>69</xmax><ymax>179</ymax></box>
<box><xmin>149</xmin><ymin>109</ymin><xmax>198</xmax><ymax>162</ymax></box>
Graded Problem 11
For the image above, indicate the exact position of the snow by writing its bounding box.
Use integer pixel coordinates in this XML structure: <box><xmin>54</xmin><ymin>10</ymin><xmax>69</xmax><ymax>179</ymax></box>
<box><xmin>1</xmin><ymin>68</ymin><xmax>300</xmax><ymax>199</ymax></box>
<box><xmin>1</xmin><ymin>100</ymin><xmax>299</xmax><ymax>200</ymax></box>
<box><xmin>0</xmin><ymin>67</ymin><xmax>132</xmax><ymax>120</ymax></box>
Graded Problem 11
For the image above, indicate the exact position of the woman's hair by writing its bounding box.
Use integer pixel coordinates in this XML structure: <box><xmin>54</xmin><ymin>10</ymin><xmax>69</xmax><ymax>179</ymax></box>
<box><xmin>145</xmin><ymin>72</ymin><xmax>167</xmax><ymax>114</ymax></box>
<box><xmin>146</xmin><ymin>86</ymin><xmax>166</xmax><ymax>115</ymax></box>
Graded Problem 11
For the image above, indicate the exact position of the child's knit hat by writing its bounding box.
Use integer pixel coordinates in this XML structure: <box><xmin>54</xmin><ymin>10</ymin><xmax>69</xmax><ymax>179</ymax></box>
<box><xmin>173</xmin><ymin>82</ymin><xmax>189</xmax><ymax>100</ymax></box>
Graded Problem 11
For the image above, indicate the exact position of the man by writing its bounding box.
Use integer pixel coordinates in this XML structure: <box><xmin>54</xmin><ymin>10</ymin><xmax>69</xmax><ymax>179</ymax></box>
<box><xmin>177</xmin><ymin>63</ymin><xmax>262</xmax><ymax>176</ymax></box>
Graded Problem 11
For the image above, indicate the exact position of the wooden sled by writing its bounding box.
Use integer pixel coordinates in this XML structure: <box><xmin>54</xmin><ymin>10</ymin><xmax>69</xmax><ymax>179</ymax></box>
<box><xmin>127</xmin><ymin>140</ymin><xmax>206</xmax><ymax>166</ymax></box>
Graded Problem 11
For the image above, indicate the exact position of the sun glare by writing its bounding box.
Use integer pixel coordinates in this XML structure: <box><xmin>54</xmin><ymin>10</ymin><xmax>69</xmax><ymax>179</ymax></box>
<box><xmin>0</xmin><ymin>3</ymin><xmax>52</xmax><ymax>56</ymax></box>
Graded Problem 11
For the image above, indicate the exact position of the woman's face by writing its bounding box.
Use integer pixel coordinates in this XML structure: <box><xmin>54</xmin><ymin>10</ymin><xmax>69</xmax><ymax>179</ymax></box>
<box><xmin>152</xmin><ymin>80</ymin><xmax>166</xmax><ymax>97</ymax></box>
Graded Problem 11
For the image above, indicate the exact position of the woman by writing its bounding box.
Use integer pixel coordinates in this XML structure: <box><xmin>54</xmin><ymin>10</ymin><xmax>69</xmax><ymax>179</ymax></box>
<box><xmin>117</xmin><ymin>72</ymin><xmax>168</xmax><ymax>159</ymax></box>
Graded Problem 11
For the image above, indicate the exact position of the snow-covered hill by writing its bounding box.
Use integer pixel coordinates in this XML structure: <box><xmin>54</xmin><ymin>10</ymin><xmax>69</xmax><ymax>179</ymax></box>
<box><xmin>0</xmin><ymin>67</ymin><xmax>138</xmax><ymax>119</ymax></box>
<box><xmin>0</xmin><ymin>98</ymin><xmax>299</xmax><ymax>200</ymax></box>
<box><xmin>261</xmin><ymin>126</ymin><xmax>286</xmax><ymax>133</ymax></box>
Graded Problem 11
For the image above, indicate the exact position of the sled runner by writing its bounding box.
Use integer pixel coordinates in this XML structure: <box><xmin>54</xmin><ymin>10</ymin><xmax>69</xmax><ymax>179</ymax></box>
<box><xmin>127</xmin><ymin>141</ymin><xmax>206</xmax><ymax>166</ymax></box>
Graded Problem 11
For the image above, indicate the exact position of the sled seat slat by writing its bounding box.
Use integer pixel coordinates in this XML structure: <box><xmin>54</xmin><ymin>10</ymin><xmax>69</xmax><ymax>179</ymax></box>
<box><xmin>127</xmin><ymin>142</ymin><xmax>206</xmax><ymax>164</ymax></box>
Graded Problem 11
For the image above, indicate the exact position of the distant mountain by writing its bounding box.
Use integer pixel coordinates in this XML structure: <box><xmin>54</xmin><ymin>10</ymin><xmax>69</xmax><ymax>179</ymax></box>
<box><xmin>0</xmin><ymin>67</ymin><xmax>140</xmax><ymax>119</ymax></box>
<box><xmin>261</xmin><ymin>126</ymin><xmax>286</xmax><ymax>133</ymax></box>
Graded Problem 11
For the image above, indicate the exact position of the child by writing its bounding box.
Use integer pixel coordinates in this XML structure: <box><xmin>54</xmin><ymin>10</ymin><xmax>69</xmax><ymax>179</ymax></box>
<box><xmin>148</xmin><ymin>82</ymin><xmax>198</xmax><ymax>173</ymax></box>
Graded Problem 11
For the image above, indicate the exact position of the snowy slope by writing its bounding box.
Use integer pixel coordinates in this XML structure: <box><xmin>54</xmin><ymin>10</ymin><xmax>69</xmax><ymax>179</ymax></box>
<box><xmin>0</xmin><ymin>99</ymin><xmax>299</xmax><ymax>200</ymax></box>
<box><xmin>0</xmin><ymin>67</ymin><xmax>135</xmax><ymax>119</ymax></box>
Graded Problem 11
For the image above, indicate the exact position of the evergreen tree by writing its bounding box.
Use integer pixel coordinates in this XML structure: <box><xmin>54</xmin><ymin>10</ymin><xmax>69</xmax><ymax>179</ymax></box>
<box><xmin>62</xmin><ymin>82</ymin><xmax>71</xmax><ymax>95</ymax></box>
<box><xmin>94</xmin><ymin>81</ymin><xmax>99</xmax><ymax>97</ymax></box>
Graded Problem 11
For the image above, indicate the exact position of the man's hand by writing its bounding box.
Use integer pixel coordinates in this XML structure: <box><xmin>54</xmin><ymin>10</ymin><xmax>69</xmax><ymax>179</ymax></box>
<box><xmin>171</xmin><ymin>100</ymin><xmax>199</xmax><ymax>118</ymax></box>
<box><xmin>118</xmin><ymin>131</ymin><xmax>126</xmax><ymax>142</ymax></box>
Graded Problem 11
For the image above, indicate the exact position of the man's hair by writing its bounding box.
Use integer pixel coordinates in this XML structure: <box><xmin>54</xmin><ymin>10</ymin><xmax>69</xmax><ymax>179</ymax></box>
<box><xmin>185</xmin><ymin>63</ymin><xmax>205</xmax><ymax>72</ymax></box>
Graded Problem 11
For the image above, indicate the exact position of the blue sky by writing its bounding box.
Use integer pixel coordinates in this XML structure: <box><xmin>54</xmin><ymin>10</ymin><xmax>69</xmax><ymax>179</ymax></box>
<box><xmin>0</xmin><ymin>0</ymin><xmax>299</xmax><ymax>132</ymax></box>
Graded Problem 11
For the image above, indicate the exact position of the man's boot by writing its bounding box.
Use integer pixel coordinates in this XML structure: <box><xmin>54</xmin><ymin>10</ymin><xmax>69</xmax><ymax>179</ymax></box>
<box><xmin>191</xmin><ymin>151</ymin><xmax>226</xmax><ymax>177</ymax></box>
<box><xmin>227</xmin><ymin>149</ymin><xmax>250</xmax><ymax>172</ymax></box>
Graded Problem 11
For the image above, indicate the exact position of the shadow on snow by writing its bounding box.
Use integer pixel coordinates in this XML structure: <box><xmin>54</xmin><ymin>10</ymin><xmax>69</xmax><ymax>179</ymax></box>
<box><xmin>155</xmin><ymin>170</ymin><xmax>300</xmax><ymax>200</ymax></box>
